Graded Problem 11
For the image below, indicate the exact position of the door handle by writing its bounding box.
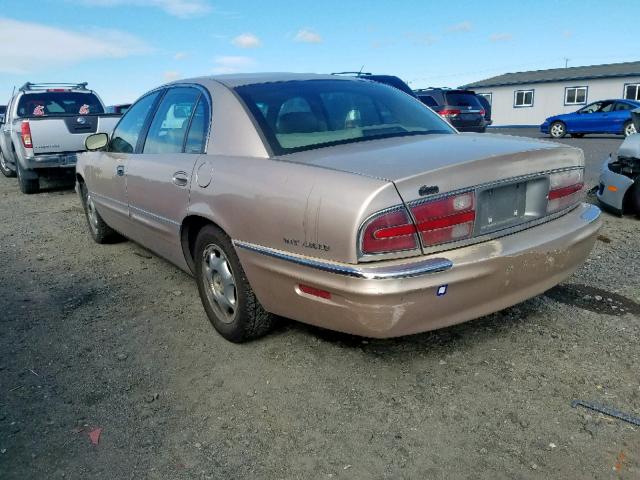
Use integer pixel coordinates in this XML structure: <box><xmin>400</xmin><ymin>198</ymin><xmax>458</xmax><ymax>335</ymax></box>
<box><xmin>116</xmin><ymin>165</ymin><xmax>125</xmax><ymax>176</ymax></box>
<box><xmin>172</xmin><ymin>171</ymin><xmax>189</xmax><ymax>187</ymax></box>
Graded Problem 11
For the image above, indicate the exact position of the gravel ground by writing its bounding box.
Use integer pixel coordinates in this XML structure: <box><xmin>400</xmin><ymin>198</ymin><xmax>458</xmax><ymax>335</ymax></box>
<box><xmin>1</xmin><ymin>130</ymin><xmax>638</xmax><ymax>479</ymax></box>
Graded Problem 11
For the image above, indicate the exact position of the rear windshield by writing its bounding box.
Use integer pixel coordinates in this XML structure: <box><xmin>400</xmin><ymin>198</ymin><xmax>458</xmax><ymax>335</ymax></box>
<box><xmin>444</xmin><ymin>92</ymin><xmax>482</xmax><ymax>108</ymax></box>
<box><xmin>17</xmin><ymin>92</ymin><xmax>104</xmax><ymax>117</ymax></box>
<box><xmin>235</xmin><ymin>79</ymin><xmax>454</xmax><ymax>155</ymax></box>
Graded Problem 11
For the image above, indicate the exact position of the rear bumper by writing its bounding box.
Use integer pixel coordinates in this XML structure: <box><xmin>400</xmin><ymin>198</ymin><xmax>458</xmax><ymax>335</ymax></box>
<box><xmin>21</xmin><ymin>152</ymin><xmax>78</xmax><ymax>170</ymax></box>
<box><xmin>596</xmin><ymin>157</ymin><xmax>634</xmax><ymax>213</ymax></box>
<box><xmin>236</xmin><ymin>203</ymin><xmax>601</xmax><ymax>338</ymax></box>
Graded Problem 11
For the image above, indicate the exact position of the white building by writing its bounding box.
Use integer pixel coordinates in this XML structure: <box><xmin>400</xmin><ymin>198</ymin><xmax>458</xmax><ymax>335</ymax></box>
<box><xmin>464</xmin><ymin>61</ymin><xmax>640</xmax><ymax>127</ymax></box>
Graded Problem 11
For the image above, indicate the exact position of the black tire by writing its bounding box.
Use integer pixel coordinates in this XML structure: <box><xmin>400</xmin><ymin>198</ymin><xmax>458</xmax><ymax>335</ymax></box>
<box><xmin>194</xmin><ymin>224</ymin><xmax>274</xmax><ymax>342</ymax></box>
<box><xmin>79</xmin><ymin>181</ymin><xmax>117</xmax><ymax>243</ymax></box>
<box><xmin>0</xmin><ymin>149</ymin><xmax>16</xmax><ymax>177</ymax></box>
<box><xmin>549</xmin><ymin>121</ymin><xmax>566</xmax><ymax>138</ymax></box>
<box><xmin>623</xmin><ymin>120</ymin><xmax>636</xmax><ymax>138</ymax></box>
<box><xmin>16</xmin><ymin>161</ymin><xmax>39</xmax><ymax>194</ymax></box>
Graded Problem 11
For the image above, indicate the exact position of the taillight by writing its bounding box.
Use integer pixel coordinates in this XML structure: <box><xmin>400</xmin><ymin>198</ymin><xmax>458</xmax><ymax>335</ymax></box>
<box><xmin>410</xmin><ymin>191</ymin><xmax>476</xmax><ymax>247</ymax></box>
<box><xmin>547</xmin><ymin>169</ymin><xmax>584</xmax><ymax>213</ymax></box>
<box><xmin>479</xmin><ymin>109</ymin><xmax>486</xmax><ymax>117</ymax></box>
<box><xmin>21</xmin><ymin>121</ymin><xmax>32</xmax><ymax>148</ymax></box>
<box><xmin>439</xmin><ymin>109</ymin><xmax>461</xmax><ymax>118</ymax></box>
<box><xmin>360</xmin><ymin>208</ymin><xmax>419</xmax><ymax>255</ymax></box>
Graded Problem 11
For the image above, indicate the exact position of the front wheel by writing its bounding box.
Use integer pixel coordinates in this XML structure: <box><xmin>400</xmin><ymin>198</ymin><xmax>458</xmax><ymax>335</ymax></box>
<box><xmin>549</xmin><ymin>121</ymin><xmax>566</xmax><ymax>138</ymax></box>
<box><xmin>623</xmin><ymin>121</ymin><xmax>636</xmax><ymax>137</ymax></box>
<box><xmin>194</xmin><ymin>225</ymin><xmax>275</xmax><ymax>342</ymax></box>
<box><xmin>0</xmin><ymin>149</ymin><xmax>16</xmax><ymax>177</ymax></box>
<box><xmin>16</xmin><ymin>161</ymin><xmax>39</xmax><ymax>194</ymax></box>
<box><xmin>79</xmin><ymin>181</ymin><xmax>117</xmax><ymax>243</ymax></box>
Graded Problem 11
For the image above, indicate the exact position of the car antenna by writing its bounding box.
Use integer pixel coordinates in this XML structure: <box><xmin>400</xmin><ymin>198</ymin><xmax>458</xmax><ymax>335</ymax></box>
<box><xmin>358</xmin><ymin>65</ymin><xmax>365</xmax><ymax>76</ymax></box>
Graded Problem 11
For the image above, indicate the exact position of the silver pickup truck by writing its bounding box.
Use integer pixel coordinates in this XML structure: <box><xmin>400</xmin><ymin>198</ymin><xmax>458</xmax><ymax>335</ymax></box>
<box><xmin>0</xmin><ymin>82</ymin><xmax>120</xmax><ymax>193</ymax></box>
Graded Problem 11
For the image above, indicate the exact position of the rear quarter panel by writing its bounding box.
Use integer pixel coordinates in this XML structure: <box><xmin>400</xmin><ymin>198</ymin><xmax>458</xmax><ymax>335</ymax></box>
<box><xmin>187</xmin><ymin>155</ymin><xmax>400</xmax><ymax>264</ymax></box>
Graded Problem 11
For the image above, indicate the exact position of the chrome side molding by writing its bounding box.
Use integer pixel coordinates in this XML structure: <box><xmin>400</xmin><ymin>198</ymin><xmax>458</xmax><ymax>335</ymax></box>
<box><xmin>233</xmin><ymin>241</ymin><xmax>453</xmax><ymax>280</ymax></box>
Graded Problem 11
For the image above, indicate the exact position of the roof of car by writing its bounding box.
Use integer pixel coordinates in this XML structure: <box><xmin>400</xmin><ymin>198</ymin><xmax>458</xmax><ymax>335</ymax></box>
<box><xmin>192</xmin><ymin>72</ymin><xmax>355</xmax><ymax>88</ymax></box>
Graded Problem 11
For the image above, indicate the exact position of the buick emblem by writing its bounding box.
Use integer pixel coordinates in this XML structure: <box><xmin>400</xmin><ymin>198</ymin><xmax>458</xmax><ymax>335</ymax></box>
<box><xmin>76</xmin><ymin>116</ymin><xmax>86</xmax><ymax>124</ymax></box>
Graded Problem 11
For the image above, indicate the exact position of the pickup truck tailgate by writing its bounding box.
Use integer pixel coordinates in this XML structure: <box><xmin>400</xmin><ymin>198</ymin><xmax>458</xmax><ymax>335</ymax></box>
<box><xmin>26</xmin><ymin>115</ymin><xmax>120</xmax><ymax>155</ymax></box>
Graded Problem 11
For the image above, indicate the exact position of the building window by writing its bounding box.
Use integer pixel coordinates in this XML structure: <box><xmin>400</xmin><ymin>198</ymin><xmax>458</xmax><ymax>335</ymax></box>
<box><xmin>565</xmin><ymin>86</ymin><xmax>587</xmax><ymax>105</ymax></box>
<box><xmin>514</xmin><ymin>89</ymin><xmax>534</xmax><ymax>108</ymax></box>
<box><xmin>624</xmin><ymin>83</ymin><xmax>640</xmax><ymax>101</ymax></box>
<box><xmin>477</xmin><ymin>93</ymin><xmax>492</xmax><ymax>104</ymax></box>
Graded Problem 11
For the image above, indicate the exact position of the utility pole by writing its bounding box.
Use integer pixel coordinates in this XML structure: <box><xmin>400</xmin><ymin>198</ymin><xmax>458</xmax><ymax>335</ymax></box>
<box><xmin>564</xmin><ymin>57</ymin><xmax>570</xmax><ymax>68</ymax></box>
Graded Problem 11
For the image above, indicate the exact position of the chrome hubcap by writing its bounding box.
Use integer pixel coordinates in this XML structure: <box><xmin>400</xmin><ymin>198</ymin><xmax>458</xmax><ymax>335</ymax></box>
<box><xmin>86</xmin><ymin>194</ymin><xmax>99</xmax><ymax>233</ymax></box>
<box><xmin>551</xmin><ymin>124</ymin><xmax>564</xmax><ymax>137</ymax></box>
<box><xmin>202</xmin><ymin>244</ymin><xmax>237</xmax><ymax>323</ymax></box>
<box><xmin>626</xmin><ymin>123</ymin><xmax>636</xmax><ymax>136</ymax></box>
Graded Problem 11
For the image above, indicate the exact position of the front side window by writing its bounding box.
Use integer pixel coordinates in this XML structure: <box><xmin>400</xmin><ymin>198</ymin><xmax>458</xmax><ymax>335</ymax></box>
<box><xmin>17</xmin><ymin>92</ymin><xmax>104</xmax><ymax>117</ymax></box>
<box><xmin>110</xmin><ymin>91</ymin><xmax>161</xmax><ymax>154</ymax></box>
<box><xmin>624</xmin><ymin>84</ymin><xmax>640</xmax><ymax>101</ymax></box>
<box><xmin>236</xmin><ymin>79</ymin><xmax>454</xmax><ymax>155</ymax></box>
<box><xmin>143</xmin><ymin>87</ymin><xmax>201</xmax><ymax>154</ymax></box>
<box><xmin>514</xmin><ymin>89</ymin><xmax>534</xmax><ymax>107</ymax></box>
<box><xmin>565</xmin><ymin>86</ymin><xmax>587</xmax><ymax>105</ymax></box>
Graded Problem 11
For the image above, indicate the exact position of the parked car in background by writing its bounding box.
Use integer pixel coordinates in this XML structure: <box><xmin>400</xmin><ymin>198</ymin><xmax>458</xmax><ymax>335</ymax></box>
<box><xmin>77</xmin><ymin>73</ymin><xmax>600</xmax><ymax>343</ymax></box>
<box><xmin>597</xmin><ymin>108</ymin><xmax>640</xmax><ymax>215</ymax></box>
<box><xmin>106</xmin><ymin>103</ymin><xmax>131</xmax><ymax>115</ymax></box>
<box><xmin>414</xmin><ymin>88</ymin><xmax>487</xmax><ymax>132</ymax></box>
<box><xmin>0</xmin><ymin>82</ymin><xmax>120</xmax><ymax>193</ymax></box>
<box><xmin>541</xmin><ymin>99</ymin><xmax>640</xmax><ymax>139</ymax></box>
<box><xmin>331</xmin><ymin>72</ymin><xmax>416</xmax><ymax>97</ymax></box>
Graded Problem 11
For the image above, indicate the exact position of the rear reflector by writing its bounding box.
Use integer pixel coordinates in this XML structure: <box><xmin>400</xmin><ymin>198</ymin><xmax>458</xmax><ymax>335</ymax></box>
<box><xmin>547</xmin><ymin>169</ymin><xmax>584</xmax><ymax>214</ymax></box>
<box><xmin>21</xmin><ymin>121</ymin><xmax>32</xmax><ymax>148</ymax></box>
<box><xmin>410</xmin><ymin>191</ymin><xmax>476</xmax><ymax>247</ymax></box>
<box><xmin>298</xmin><ymin>284</ymin><xmax>331</xmax><ymax>300</ymax></box>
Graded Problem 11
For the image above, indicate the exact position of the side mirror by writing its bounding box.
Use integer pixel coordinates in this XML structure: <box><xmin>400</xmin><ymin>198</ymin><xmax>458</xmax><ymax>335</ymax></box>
<box><xmin>85</xmin><ymin>133</ymin><xmax>109</xmax><ymax>151</ymax></box>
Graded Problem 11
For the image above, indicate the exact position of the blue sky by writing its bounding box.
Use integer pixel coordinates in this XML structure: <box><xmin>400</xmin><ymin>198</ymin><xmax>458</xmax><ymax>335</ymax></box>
<box><xmin>1</xmin><ymin>0</ymin><xmax>638</xmax><ymax>105</ymax></box>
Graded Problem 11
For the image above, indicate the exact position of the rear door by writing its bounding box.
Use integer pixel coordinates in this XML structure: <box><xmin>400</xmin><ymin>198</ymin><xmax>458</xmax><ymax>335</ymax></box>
<box><xmin>125</xmin><ymin>86</ymin><xmax>210</xmax><ymax>264</ymax></box>
<box><xmin>611</xmin><ymin>102</ymin><xmax>635</xmax><ymax>133</ymax></box>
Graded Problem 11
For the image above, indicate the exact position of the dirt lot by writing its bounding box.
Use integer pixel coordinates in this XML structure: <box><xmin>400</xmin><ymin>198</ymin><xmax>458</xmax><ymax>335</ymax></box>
<box><xmin>1</xmin><ymin>130</ymin><xmax>639</xmax><ymax>479</ymax></box>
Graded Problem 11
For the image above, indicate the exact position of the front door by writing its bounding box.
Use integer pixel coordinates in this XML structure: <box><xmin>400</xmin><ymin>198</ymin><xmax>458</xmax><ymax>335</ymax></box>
<box><xmin>125</xmin><ymin>86</ymin><xmax>210</xmax><ymax>265</ymax></box>
<box><xmin>90</xmin><ymin>91</ymin><xmax>162</xmax><ymax>233</ymax></box>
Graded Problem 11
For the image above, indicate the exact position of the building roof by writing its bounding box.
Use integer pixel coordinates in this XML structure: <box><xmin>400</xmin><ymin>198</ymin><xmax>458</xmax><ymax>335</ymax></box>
<box><xmin>464</xmin><ymin>61</ymin><xmax>640</xmax><ymax>88</ymax></box>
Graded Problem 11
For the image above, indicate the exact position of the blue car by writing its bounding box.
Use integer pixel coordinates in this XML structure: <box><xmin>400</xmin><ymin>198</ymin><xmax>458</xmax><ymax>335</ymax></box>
<box><xmin>541</xmin><ymin>99</ymin><xmax>640</xmax><ymax>138</ymax></box>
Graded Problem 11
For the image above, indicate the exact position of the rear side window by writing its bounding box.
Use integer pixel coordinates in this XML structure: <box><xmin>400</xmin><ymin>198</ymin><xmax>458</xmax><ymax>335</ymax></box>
<box><xmin>418</xmin><ymin>95</ymin><xmax>438</xmax><ymax>107</ymax></box>
<box><xmin>110</xmin><ymin>92</ymin><xmax>161</xmax><ymax>154</ymax></box>
<box><xmin>445</xmin><ymin>92</ymin><xmax>482</xmax><ymax>108</ymax></box>
<box><xmin>184</xmin><ymin>97</ymin><xmax>210</xmax><ymax>153</ymax></box>
<box><xmin>143</xmin><ymin>87</ymin><xmax>200</xmax><ymax>154</ymax></box>
<box><xmin>17</xmin><ymin>92</ymin><xmax>104</xmax><ymax>117</ymax></box>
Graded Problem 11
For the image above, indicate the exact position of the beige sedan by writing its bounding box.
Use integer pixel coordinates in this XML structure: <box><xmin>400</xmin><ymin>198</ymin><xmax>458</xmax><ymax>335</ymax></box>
<box><xmin>77</xmin><ymin>73</ymin><xmax>601</xmax><ymax>342</ymax></box>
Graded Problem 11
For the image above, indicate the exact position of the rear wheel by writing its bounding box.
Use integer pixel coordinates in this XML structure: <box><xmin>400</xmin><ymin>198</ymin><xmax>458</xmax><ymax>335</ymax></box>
<box><xmin>16</xmin><ymin>161</ymin><xmax>39</xmax><ymax>194</ymax></box>
<box><xmin>194</xmin><ymin>224</ymin><xmax>275</xmax><ymax>342</ymax></box>
<box><xmin>623</xmin><ymin>121</ymin><xmax>636</xmax><ymax>137</ymax></box>
<box><xmin>549</xmin><ymin>121</ymin><xmax>566</xmax><ymax>138</ymax></box>
<box><xmin>0</xmin><ymin>149</ymin><xmax>16</xmax><ymax>177</ymax></box>
<box><xmin>79</xmin><ymin>181</ymin><xmax>117</xmax><ymax>243</ymax></box>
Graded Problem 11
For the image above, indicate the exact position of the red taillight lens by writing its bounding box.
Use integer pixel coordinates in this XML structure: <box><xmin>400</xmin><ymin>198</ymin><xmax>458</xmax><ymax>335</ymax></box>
<box><xmin>479</xmin><ymin>109</ymin><xmax>486</xmax><ymax>117</ymax></box>
<box><xmin>360</xmin><ymin>208</ymin><xmax>419</xmax><ymax>255</ymax></box>
<box><xmin>439</xmin><ymin>109</ymin><xmax>461</xmax><ymax>117</ymax></box>
<box><xmin>410</xmin><ymin>191</ymin><xmax>476</xmax><ymax>247</ymax></box>
<box><xmin>547</xmin><ymin>170</ymin><xmax>584</xmax><ymax>213</ymax></box>
<box><xmin>21</xmin><ymin>121</ymin><xmax>32</xmax><ymax>148</ymax></box>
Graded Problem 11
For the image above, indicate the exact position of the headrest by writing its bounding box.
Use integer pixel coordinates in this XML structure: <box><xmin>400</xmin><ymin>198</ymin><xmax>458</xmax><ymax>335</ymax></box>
<box><xmin>277</xmin><ymin>112</ymin><xmax>319</xmax><ymax>134</ymax></box>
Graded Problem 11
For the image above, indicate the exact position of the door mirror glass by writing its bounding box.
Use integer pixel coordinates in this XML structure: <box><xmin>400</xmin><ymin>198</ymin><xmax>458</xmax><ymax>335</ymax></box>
<box><xmin>85</xmin><ymin>133</ymin><xmax>109</xmax><ymax>151</ymax></box>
